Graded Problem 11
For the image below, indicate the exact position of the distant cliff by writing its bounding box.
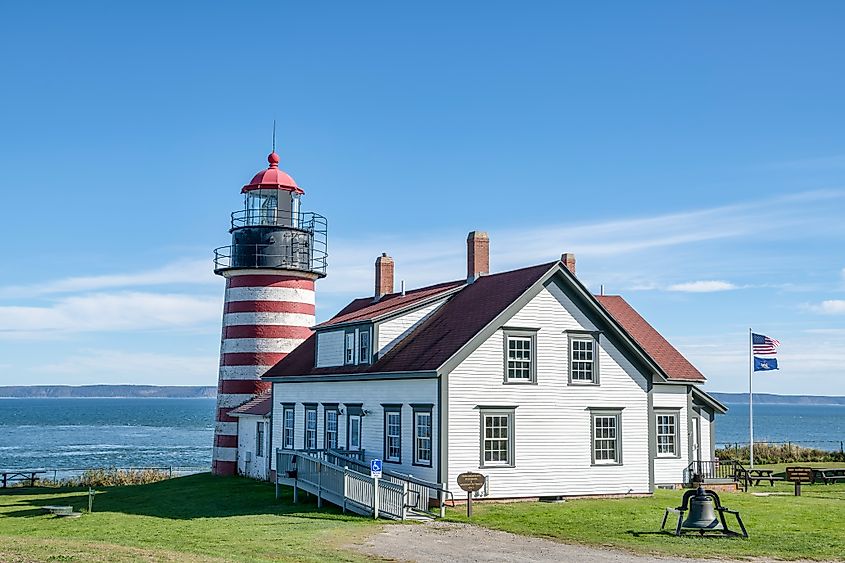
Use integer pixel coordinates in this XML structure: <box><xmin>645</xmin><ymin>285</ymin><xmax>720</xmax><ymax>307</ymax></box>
<box><xmin>712</xmin><ymin>392</ymin><xmax>845</xmax><ymax>406</ymax></box>
<box><xmin>0</xmin><ymin>385</ymin><xmax>217</xmax><ymax>398</ymax></box>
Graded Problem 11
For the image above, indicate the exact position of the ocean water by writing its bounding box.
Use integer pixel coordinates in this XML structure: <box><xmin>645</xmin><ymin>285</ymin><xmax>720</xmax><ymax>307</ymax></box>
<box><xmin>1</xmin><ymin>398</ymin><xmax>843</xmax><ymax>472</ymax></box>
<box><xmin>0</xmin><ymin>398</ymin><xmax>215</xmax><ymax>471</ymax></box>
<box><xmin>715</xmin><ymin>402</ymin><xmax>845</xmax><ymax>450</ymax></box>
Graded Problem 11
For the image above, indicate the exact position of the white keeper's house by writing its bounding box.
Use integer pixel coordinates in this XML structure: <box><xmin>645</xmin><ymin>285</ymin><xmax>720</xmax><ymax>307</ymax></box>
<box><xmin>214</xmin><ymin>151</ymin><xmax>725</xmax><ymax>500</ymax></box>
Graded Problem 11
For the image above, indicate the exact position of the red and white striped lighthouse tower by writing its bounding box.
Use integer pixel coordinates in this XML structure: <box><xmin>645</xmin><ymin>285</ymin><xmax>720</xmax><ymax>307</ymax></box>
<box><xmin>211</xmin><ymin>151</ymin><xmax>328</xmax><ymax>475</ymax></box>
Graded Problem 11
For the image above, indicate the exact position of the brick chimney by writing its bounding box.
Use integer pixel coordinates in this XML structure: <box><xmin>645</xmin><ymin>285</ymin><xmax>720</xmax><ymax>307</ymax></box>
<box><xmin>467</xmin><ymin>231</ymin><xmax>489</xmax><ymax>283</ymax></box>
<box><xmin>375</xmin><ymin>253</ymin><xmax>395</xmax><ymax>299</ymax></box>
<box><xmin>561</xmin><ymin>252</ymin><xmax>576</xmax><ymax>275</ymax></box>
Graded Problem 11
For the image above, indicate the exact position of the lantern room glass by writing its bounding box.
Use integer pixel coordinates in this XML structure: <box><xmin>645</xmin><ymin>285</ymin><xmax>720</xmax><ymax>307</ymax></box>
<box><xmin>243</xmin><ymin>189</ymin><xmax>300</xmax><ymax>227</ymax></box>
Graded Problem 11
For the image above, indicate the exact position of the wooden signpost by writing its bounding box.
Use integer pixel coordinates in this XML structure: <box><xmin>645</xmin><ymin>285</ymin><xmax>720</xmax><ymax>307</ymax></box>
<box><xmin>456</xmin><ymin>472</ymin><xmax>486</xmax><ymax>518</ymax></box>
<box><xmin>785</xmin><ymin>467</ymin><xmax>814</xmax><ymax>496</ymax></box>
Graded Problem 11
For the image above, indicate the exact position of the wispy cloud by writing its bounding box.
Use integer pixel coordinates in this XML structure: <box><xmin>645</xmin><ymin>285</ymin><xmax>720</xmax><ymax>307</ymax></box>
<box><xmin>0</xmin><ymin>259</ymin><xmax>216</xmax><ymax>299</ymax></box>
<box><xmin>809</xmin><ymin>300</ymin><xmax>845</xmax><ymax>315</ymax></box>
<box><xmin>667</xmin><ymin>281</ymin><xmax>739</xmax><ymax>293</ymax></box>
<box><xmin>0</xmin><ymin>292</ymin><xmax>221</xmax><ymax>338</ymax></box>
<box><xmin>771</xmin><ymin>153</ymin><xmax>845</xmax><ymax>170</ymax></box>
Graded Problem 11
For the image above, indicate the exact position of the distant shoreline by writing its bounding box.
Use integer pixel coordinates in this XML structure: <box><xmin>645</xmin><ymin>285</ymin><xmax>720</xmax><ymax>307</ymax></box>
<box><xmin>0</xmin><ymin>385</ymin><xmax>216</xmax><ymax>399</ymax></box>
<box><xmin>2</xmin><ymin>385</ymin><xmax>844</xmax><ymax>405</ymax></box>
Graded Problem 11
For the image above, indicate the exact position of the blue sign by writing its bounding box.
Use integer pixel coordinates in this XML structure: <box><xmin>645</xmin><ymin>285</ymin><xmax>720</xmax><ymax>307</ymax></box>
<box><xmin>370</xmin><ymin>458</ymin><xmax>383</xmax><ymax>478</ymax></box>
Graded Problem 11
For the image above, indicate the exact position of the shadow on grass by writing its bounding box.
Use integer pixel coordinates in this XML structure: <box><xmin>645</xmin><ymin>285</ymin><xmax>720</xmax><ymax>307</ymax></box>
<box><xmin>3</xmin><ymin>473</ymin><xmax>364</xmax><ymax>521</ymax></box>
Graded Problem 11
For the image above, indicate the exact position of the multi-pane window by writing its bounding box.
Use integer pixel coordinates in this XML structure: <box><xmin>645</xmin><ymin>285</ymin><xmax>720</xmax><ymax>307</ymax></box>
<box><xmin>414</xmin><ymin>409</ymin><xmax>432</xmax><ymax>466</ymax></box>
<box><xmin>592</xmin><ymin>412</ymin><xmax>620</xmax><ymax>464</ymax></box>
<box><xmin>507</xmin><ymin>337</ymin><xmax>532</xmax><ymax>381</ymax></box>
<box><xmin>481</xmin><ymin>410</ymin><xmax>514</xmax><ymax>467</ymax></box>
<box><xmin>344</xmin><ymin>332</ymin><xmax>355</xmax><ymax>364</ymax></box>
<box><xmin>384</xmin><ymin>409</ymin><xmax>402</xmax><ymax>462</ymax></box>
<box><xmin>305</xmin><ymin>406</ymin><xmax>318</xmax><ymax>450</ymax></box>
<box><xmin>282</xmin><ymin>407</ymin><xmax>295</xmax><ymax>449</ymax></box>
<box><xmin>359</xmin><ymin>331</ymin><xmax>371</xmax><ymax>364</ymax></box>
<box><xmin>256</xmin><ymin>421</ymin><xmax>265</xmax><ymax>457</ymax></box>
<box><xmin>570</xmin><ymin>336</ymin><xmax>596</xmax><ymax>383</ymax></box>
<box><xmin>656</xmin><ymin>413</ymin><xmax>677</xmax><ymax>456</ymax></box>
<box><xmin>324</xmin><ymin>408</ymin><xmax>339</xmax><ymax>450</ymax></box>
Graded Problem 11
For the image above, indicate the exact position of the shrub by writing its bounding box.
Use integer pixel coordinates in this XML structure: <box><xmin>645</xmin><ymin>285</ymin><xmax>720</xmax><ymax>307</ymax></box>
<box><xmin>40</xmin><ymin>468</ymin><xmax>171</xmax><ymax>488</ymax></box>
<box><xmin>716</xmin><ymin>442</ymin><xmax>845</xmax><ymax>465</ymax></box>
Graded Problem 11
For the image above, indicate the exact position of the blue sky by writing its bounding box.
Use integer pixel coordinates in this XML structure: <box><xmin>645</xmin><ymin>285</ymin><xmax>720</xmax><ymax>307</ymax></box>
<box><xmin>0</xmin><ymin>2</ymin><xmax>843</xmax><ymax>394</ymax></box>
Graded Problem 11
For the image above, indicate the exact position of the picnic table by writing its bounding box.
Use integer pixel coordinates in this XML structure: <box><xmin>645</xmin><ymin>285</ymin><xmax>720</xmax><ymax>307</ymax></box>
<box><xmin>747</xmin><ymin>468</ymin><xmax>783</xmax><ymax>486</ymax></box>
<box><xmin>1</xmin><ymin>470</ymin><xmax>46</xmax><ymax>488</ymax></box>
<box><xmin>814</xmin><ymin>467</ymin><xmax>845</xmax><ymax>484</ymax></box>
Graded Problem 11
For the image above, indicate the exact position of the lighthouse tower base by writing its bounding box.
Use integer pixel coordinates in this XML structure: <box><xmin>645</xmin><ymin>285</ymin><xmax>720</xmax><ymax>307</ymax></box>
<box><xmin>212</xmin><ymin>271</ymin><xmax>316</xmax><ymax>475</ymax></box>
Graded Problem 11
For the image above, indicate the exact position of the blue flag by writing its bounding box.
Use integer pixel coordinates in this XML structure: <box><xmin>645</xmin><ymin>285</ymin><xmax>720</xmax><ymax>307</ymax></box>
<box><xmin>754</xmin><ymin>356</ymin><xmax>778</xmax><ymax>371</ymax></box>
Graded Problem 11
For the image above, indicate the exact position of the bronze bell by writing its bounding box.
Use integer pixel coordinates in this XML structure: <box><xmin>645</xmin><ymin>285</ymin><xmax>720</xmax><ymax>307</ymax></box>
<box><xmin>682</xmin><ymin>486</ymin><xmax>723</xmax><ymax>530</ymax></box>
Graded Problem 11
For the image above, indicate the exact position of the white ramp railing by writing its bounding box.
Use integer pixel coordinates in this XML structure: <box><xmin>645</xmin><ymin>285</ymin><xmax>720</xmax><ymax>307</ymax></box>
<box><xmin>276</xmin><ymin>449</ymin><xmax>429</xmax><ymax>520</ymax></box>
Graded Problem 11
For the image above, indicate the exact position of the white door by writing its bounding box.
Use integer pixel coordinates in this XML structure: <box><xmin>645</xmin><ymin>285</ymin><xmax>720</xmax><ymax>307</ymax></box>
<box><xmin>348</xmin><ymin>415</ymin><xmax>362</xmax><ymax>451</ymax></box>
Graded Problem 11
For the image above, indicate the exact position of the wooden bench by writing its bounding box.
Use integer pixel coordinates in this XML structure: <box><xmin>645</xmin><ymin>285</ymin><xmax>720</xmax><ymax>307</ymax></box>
<box><xmin>748</xmin><ymin>469</ymin><xmax>784</xmax><ymax>486</ymax></box>
<box><xmin>814</xmin><ymin>468</ymin><xmax>845</xmax><ymax>485</ymax></box>
<box><xmin>1</xmin><ymin>471</ymin><xmax>46</xmax><ymax>488</ymax></box>
<box><xmin>786</xmin><ymin>467</ymin><xmax>814</xmax><ymax>496</ymax></box>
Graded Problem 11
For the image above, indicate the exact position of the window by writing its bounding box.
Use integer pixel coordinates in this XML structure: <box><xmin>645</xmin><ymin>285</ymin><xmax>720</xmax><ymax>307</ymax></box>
<box><xmin>592</xmin><ymin>410</ymin><xmax>621</xmax><ymax>465</ymax></box>
<box><xmin>282</xmin><ymin>406</ymin><xmax>295</xmax><ymax>449</ymax></box>
<box><xmin>503</xmin><ymin>329</ymin><xmax>537</xmax><ymax>383</ymax></box>
<box><xmin>383</xmin><ymin>405</ymin><xmax>402</xmax><ymax>463</ymax></box>
<box><xmin>569</xmin><ymin>334</ymin><xmax>598</xmax><ymax>384</ymax></box>
<box><xmin>324</xmin><ymin>406</ymin><xmax>339</xmax><ymax>450</ymax></box>
<box><xmin>348</xmin><ymin>414</ymin><xmax>362</xmax><ymax>451</ymax></box>
<box><xmin>413</xmin><ymin>406</ymin><xmax>433</xmax><ymax>467</ymax></box>
<box><xmin>359</xmin><ymin>330</ymin><xmax>371</xmax><ymax>364</ymax></box>
<box><xmin>480</xmin><ymin>409</ymin><xmax>515</xmax><ymax>467</ymax></box>
<box><xmin>305</xmin><ymin>405</ymin><xmax>318</xmax><ymax>450</ymax></box>
<box><xmin>256</xmin><ymin>421</ymin><xmax>265</xmax><ymax>457</ymax></box>
<box><xmin>344</xmin><ymin>332</ymin><xmax>355</xmax><ymax>364</ymax></box>
<box><xmin>656</xmin><ymin>411</ymin><xmax>679</xmax><ymax>457</ymax></box>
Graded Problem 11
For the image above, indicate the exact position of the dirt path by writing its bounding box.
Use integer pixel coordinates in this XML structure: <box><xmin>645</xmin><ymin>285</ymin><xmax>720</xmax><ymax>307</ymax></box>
<box><xmin>349</xmin><ymin>521</ymin><xmax>815</xmax><ymax>563</ymax></box>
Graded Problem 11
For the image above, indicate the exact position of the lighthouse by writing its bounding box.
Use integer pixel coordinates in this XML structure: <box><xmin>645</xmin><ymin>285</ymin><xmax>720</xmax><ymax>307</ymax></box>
<box><xmin>211</xmin><ymin>151</ymin><xmax>327</xmax><ymax>475</ymax></box>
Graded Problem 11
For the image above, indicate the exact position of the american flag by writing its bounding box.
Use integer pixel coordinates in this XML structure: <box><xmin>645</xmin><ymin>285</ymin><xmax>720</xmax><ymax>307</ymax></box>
<box><xmin>752</xmin><ymin>332</ymin><xmax>780</xmax><ymax>355</ymax></box>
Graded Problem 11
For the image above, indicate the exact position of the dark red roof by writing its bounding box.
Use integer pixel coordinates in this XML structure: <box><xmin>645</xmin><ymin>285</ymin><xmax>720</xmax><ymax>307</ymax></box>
<box><xmin>263</xmin><ymin>262</ymin><xmax>556</xmax><ymax>378</ymax></box>
<box><xmin>242</xmin><ymin>152</ymin><xmax>304</xmax><ymax>194</ymax></box>
<box><xmin>595</xmin><ymin>295</ymin><xmax>705</xmax><ymax>382</ymax></box>
<box><xmin>228</xmin><ymin>391</ymin><xmax>272</xmax><ymax>416</ymax></box>
<box><xmin>315</xmin><ymin>280</ymin><xmax>465</xmax><ymax>328</ymax></box>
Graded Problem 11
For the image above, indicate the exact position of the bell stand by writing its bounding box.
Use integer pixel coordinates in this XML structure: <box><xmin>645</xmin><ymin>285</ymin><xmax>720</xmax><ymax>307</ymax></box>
<box><xmin>661</xmin><ymin>486</ymin><xmax>749</xmax><ymax>538</ymax></box>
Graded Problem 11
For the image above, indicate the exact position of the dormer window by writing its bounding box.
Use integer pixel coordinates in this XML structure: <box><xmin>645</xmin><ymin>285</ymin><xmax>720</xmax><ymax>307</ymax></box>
<box><xmin>344</xmin><ymin>332</ymin><xmax>355</xmax><ymax>364</ymax></box>
<box><xmin>359</xmin><ymin>331</ymin><xmax>371</xmax><ymax>364</ymax></box>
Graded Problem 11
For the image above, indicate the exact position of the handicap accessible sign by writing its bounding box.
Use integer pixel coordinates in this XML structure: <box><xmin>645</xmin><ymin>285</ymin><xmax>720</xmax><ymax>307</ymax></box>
<box><xmin>370</xmin><ymin>459</ymin><xmax>383</xmax><ymax>478</ymax></box>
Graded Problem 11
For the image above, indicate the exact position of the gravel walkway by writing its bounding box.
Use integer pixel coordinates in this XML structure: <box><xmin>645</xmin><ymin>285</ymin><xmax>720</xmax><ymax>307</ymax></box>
<box><xmin>350</xmin><ymin>521</ymin><xmax>819</xmax><ymax>563</ymax></box>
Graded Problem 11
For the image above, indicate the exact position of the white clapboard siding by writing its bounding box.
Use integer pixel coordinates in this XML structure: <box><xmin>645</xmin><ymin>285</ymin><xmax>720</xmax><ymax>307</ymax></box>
<box><xmin>237</xmin><ymin>415</ymin><xmax>269</xmax><ymax>480</ymax></box>
<box><xmin>377</xmin><ymin>299</ymin><xmax>447</xmax><ymax>356</ymax></box>
<box><xmin>316</xmin><ymin>330</ymin><xmax>345</xmax><ymax>367</ymax></box>
<box><xmin>271</xmin><ymin>379</ymin><xmax>439</xmax><ymax>484</ymax></box>
<box><xmin>447</xmin><ymin>281</ymin><xmax>651</xmax><ymax>498</ymax></box>
<box><xmin>653</xmin><ymin>384</ymin><xmax>689</xmax><ymax>485</ymax></box>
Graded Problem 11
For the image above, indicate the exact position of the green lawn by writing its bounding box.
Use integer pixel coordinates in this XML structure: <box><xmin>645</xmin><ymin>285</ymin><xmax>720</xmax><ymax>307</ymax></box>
<box><xmin>0</xmin><ymin>473</ymin><xmax>378</xmax><ymax>562</ymax></box>
<box><xmin>445</xmin><ymin>482</ymin><xmax>845</xmax><ymax>560</ymax></box>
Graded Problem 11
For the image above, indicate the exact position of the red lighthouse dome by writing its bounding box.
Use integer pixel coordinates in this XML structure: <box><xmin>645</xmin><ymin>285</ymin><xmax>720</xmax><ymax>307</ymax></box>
<box><xmin>242</xmin><ymin>152</ymin><xmax>304</xmax><ymax>194</ymax></box>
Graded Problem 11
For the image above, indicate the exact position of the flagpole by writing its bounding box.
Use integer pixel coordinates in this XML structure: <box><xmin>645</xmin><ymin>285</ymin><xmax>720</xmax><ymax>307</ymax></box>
<box><xmin>749</xmin><ymin>328</ymin><xmax>754</xmax><ymax>468</ymax></box>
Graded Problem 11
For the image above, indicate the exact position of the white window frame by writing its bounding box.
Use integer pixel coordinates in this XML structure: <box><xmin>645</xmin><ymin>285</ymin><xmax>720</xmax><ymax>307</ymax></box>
<box><xmin>305</xmin><ymin>405</ymin><xmax>318</xmax><ymax>450</ymax></box>
<box><xmin>569</xmin><ymin>332</ymin><xmax>599</xmax><ymax>385</ymax></box>
<box><xmin>412</xmin><ymin>406</ymin><xmax>433</xmax><ymax>467</ymax></box>
<box><xmin>503</xmin><ymin>329</ymin><xmax>537</xmax><ymax>384</ymax></box>
<box><xmin>656</xmin><ymin>410</ymin><xmax>680</xmax><ymax>458</ymax></box>
<box><xmin>591</xmin><ymin>409</ymin><xmax>622</xmax><ymax>465</ymax></box>
<box><xmin>324</xmin><ymin>406</ymin><xmax>339</xmax><ymax>450</ymax></box>
<box><xmin>383</xmin><ymin>406</ymin><xmax>402</xmax><ymax>463</ymax></box>
<box><xmin>358</xmin><ymin>330</ymin><xmax>371</xmax><ymax>365</ymax></box>
<box><xmin>282</xmin><ymin>406</ymin><xmax>295</xmax><ymax>450</ymax></box>
<box><xmin>479</xmin><ymin>408</ymin><xmax>515</xmax><ymax>468</ymax></box>
<box><xmin>344</xmin><ymin>332</ymin><xmax>355</xmax><ymax>365</ymax></box>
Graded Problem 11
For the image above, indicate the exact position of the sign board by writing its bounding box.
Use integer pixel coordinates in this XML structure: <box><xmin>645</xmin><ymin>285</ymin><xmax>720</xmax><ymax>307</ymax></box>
<box><xmin>785</xmin><ymin>467</ymin><xmax>814</xmax><ymax>483</ymax></box>
<box><xmin>370</xmin><ymin>459</ymin><xmax>383</xmax><ymax>478</ymax></box>
<box><xmin>457</xmin><ymin>472</ymin><xmax>486</xmax><ymax>493</ymax></box>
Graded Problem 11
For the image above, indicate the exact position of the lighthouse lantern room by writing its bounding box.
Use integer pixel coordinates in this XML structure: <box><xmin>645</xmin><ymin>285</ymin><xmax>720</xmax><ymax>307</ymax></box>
<box><xmin>211</xmin><ymin>151</ymin><xmax>327</xmax><ymax>476</ymax></box>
